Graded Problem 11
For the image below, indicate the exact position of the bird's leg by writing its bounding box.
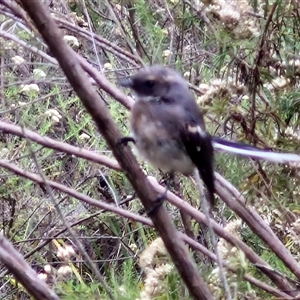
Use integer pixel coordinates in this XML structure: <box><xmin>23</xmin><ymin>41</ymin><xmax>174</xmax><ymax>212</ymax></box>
<box><xmin>118</xmin><ymin>136</ymin><xmax>169</xmax><ymax>215</ymax></box>
<box><xmin>118</xmin><ymin>136</ymin><xmax>136</xmax><ymax>146</ymax></box>
<box><xmin>146</xmin><ymin>173</ymin><xmax>174</xmax><ymax>216</ymax></box>
<box><xmin>146</xmin><ymin>188</ymin><xmax>167</xmax><ymax>216</ymax></box>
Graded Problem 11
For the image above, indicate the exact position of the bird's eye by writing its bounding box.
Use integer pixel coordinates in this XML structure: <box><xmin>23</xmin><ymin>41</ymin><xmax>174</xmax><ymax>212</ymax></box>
<box><xmin>144</xmin><ymin>80</ymin><xmax>155</xmax><ymax>88</ymax></box>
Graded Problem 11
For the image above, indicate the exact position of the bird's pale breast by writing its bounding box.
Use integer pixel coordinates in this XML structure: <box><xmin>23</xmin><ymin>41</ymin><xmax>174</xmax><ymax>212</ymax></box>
<box><xmin>130</xmin><ymin>101</ymin><xmax>194</xmax><ymax>174</ymax></box>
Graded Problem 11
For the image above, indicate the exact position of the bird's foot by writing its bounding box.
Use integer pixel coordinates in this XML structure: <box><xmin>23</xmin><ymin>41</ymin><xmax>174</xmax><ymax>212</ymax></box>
<box><xmin>160</xmin><ymin>172</ymin><xmax>175</xmax><ymax>188</ymax></box>
<box><xmin>146</xmin><ymin>187</ymin><xmax>168</xmax><ymax>216</ymax></box>
<box><xmin>118</xmin><ymin>136</ymin><xmax>136</xmax><ymax>147</ymax></box>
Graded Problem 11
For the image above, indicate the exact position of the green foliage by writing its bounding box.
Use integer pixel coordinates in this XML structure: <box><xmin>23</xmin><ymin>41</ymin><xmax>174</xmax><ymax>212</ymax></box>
<box><xmin>57</xmin><ymin>281</ymin><xmax>101</xmax><ymax>300</ymax></box>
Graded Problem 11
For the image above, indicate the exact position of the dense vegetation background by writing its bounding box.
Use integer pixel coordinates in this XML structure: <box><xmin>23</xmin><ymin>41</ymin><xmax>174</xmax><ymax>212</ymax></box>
<box><xmin>0</xmin><ymin>0</ymin><xmax>300</xmax><ymax>299</ymax></box>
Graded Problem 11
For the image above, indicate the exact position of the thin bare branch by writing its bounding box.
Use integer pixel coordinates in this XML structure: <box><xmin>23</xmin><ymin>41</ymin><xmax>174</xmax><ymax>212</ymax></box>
<box><xmin>18</xmin><ymin>2</ymin><xmax>213</xmax><ymax>299</ymax></box>
<box><xmin>0</xmin><ymin>234</ymin><xmax>59</xmax><ymax>300</ymax></box>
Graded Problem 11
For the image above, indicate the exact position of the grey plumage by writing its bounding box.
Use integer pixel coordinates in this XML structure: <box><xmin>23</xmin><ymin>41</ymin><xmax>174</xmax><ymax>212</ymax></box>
<box><xmin>119</xmin><ymin>65</ymin><xmax>215</xmax><ymax>205</ymax></box>
<box><xmin>119</xmin><ymin>65</ymin><xmax>300</xmax><ymax>211</ymax></box>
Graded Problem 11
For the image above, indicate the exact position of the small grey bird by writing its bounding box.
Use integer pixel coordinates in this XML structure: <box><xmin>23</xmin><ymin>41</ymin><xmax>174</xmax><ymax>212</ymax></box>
<box><xmin>119</xmin><ymin>65</ymin><xmax>215</xmax><ymax>207</ymax></box>
<box><xmin>118</xmin><ymin>66</ymin><xmax>300</xmax><ymax>214</ymax></box>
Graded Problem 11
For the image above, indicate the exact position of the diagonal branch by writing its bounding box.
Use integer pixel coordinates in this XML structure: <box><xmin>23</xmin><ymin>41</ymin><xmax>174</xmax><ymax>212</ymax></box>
<box><xmin>0</xmin><ymin>158</ymin><xmax>292</xmax><ymax>298</ymax></box>
<box><xmin>149</xmin><ymin>177</ymin><xmax>298</xmax><ymax>295</ymax></box>
<box><xmin>1</xmin><ymin>120</ymin><xmax>299</xmax><ymax>294</ymax></box>
<box><xmin>17</xmin><ymin>1</ymin><xmax>213</xmax><ymax>299</ymax></box>
<box><xmin>0</xmin><ymin>234</ymin><xmax>59</xmax><ymax>300</ymax></box>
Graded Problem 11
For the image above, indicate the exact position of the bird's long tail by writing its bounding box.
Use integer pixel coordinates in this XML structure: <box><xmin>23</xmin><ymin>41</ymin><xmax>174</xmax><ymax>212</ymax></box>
<box><xmin>212</xmin><ymin>137</ymin><xmax>300</xmax><ymax>164</ymax></box>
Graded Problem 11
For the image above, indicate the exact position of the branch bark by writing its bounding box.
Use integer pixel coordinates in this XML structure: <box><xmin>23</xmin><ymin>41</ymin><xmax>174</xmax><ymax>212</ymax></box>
<box><xmin>0</xmin><ymin>158</ymin><xmax>292</xmax><ymax>299</ymax></box>
<box><xmin>17</xmin><ymin>1</ymin><xmax>213</xmax><ymax>299</ymax></box>
<box><xmin>0</xmin><ymin>234</ymin><xmax>59</xmax><ymax>300</ymax></box>
<box><xmin>1</xmin><ymin>120</ymin><xmax>298</xmax><ymax>295</ymax></box>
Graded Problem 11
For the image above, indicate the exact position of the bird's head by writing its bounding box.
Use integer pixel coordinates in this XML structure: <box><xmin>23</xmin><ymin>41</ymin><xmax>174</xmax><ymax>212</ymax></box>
<box><xmin>118</xmin><ymin>65</ymin><xmax>188</xmax><ymax>101</ymax></box>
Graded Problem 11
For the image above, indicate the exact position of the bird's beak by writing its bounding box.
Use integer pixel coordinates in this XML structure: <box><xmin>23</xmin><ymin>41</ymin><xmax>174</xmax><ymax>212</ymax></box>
<box><xmin>118</xmin><ymin>77</ymin><xmax>133</xmax><ymax>88</ymax></box>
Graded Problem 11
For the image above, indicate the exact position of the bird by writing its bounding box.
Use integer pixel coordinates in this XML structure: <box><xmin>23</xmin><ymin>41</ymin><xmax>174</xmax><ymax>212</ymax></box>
<box><xmin>118</xmin><ymin>65</ymin><xmax>216</xmax><ymax>211</ymax></box>
<box><xmin>118</xmin><ymin>65</ymin><xmax>300</xmax><ymax>214</ymax></box>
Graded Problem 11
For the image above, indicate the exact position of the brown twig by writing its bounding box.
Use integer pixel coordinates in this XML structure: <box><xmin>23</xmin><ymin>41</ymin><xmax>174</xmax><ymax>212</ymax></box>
<box><xmin>215</xmin><ymin>173</ymin><xmax>300</xmax><ymax>282</ymax></box>
<box><xmin>0</xmin><ymin>159</ymin><xmax>152</xmax><ymax>226</ymax></box>
<box><xmin>0</xmin><ymin>234</ymin><xmax>59</xmax><ymax>300</ymax></box>
<box><xmin>182</xmin><ymin>234</ymin><xmax>294</xmax><ymax>299</ymax></box>
<box><xmin>53</xmin><ymin>16</ymin><xmax>143</xmax><ymax>67</ymax></box>
<box><xmin>0</xmin><ymin>158</ymin><xmax>292</xmax><ymax>298</ymax></box>
<box><xmin>149</xmin><ymin>177</ymin><xmax>298</xmax><ymax>296</ymax></box>
<box><xmin>0</xmin><ymin>121</ymin><xmax>121</xmax><ymax>170</ymax></box>
<box><xmin>249</xmin><ymin>3</ymin><xmax>277</xmax><ymax>142</ymax></box>
<box><xmin>18</xmin><ymin>2</ymin><xmax>213</xmax><ymax>299</ymax></box>
<box><xmin>1</xmin><ymin>120</ymin><xmax>299</xmax><ymax>295</ymax></box>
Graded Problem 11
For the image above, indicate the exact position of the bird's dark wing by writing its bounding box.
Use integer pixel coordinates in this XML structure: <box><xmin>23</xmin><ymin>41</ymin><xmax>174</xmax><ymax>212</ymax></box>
<box><xmin>180</xmin><ymin>123</ymin><xmax>215</xmax><ymax>206</ymax></box>
<box><xmin>212</xmin><ymin>137</ymin><xmax>300</xmax><ymax>163</ymax></box>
